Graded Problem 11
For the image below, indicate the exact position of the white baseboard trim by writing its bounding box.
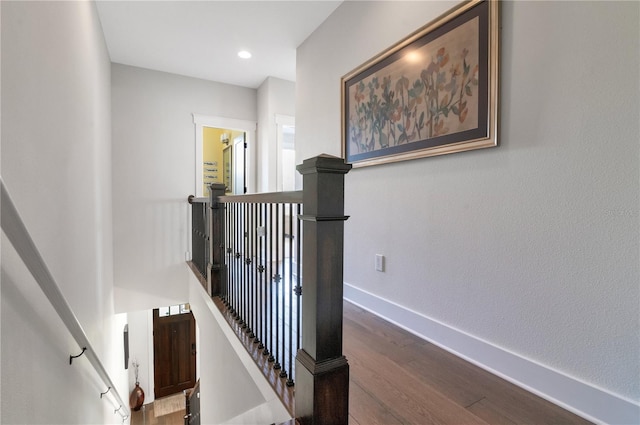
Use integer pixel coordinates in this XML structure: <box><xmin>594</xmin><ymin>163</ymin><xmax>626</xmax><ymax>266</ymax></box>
<box><xmin>344</xmin><ymin>283</ymin><xmax>639</xmax><ymax>425</ymax></box>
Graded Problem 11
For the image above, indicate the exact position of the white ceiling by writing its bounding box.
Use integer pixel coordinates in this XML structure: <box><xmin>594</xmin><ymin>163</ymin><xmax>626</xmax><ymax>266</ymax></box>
<box><xmin>95</xmin><ymin>1</ymin><xmax>342</xmax><ymax>89</ymax></box>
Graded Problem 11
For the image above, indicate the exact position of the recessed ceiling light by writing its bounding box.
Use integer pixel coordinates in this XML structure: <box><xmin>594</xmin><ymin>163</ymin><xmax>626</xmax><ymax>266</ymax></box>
<box><xmin>238</xmin><ymin>50</ymin><xmax>252</xmax><ymax>59</ymax></box>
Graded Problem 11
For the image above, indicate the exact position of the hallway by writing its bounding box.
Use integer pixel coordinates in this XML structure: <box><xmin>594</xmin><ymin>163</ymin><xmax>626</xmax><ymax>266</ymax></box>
<box><xmin>132</xmin><ymin>300</ymin><xmax>591</xmax><ymax>424</ymax></box>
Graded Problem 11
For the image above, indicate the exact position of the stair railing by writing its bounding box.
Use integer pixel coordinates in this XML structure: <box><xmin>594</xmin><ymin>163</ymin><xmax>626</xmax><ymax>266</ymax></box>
<box><xmin>1</xmin><ymin>179</ymin><xmax>131</xmax><ymax>422</ymax></box>
<box><xmin>188</xmin><ymin>155</ymin><xmax>351</xmax><ymax>424</ymax></box>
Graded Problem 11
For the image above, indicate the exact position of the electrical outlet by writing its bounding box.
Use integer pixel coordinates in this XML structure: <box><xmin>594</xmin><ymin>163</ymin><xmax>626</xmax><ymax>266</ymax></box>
<box><xmin>375</xmin><ymin>254</ymin><xmax>385</xmax><ymax>272</ymax></box>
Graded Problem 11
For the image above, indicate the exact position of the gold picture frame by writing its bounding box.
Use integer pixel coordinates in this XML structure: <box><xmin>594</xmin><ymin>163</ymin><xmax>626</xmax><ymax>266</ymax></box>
<box><xmin>341</xmin><ymin>0</ymin><xmax>499</xmax><ymax>168</ymax></box>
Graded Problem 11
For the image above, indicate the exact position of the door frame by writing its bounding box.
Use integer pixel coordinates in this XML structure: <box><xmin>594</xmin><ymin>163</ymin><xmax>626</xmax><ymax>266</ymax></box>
<box><xmin>192</xmin><ymin>114</ymin><xmax>256</xmax><ymax>197</ymax></box>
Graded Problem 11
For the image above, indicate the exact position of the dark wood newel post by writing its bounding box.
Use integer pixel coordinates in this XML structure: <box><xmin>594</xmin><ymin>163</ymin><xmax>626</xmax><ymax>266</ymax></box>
<box><xmin>295</xmin><ymin>154</ymin><xmax>352</xmax><ymax>425</ymax></box>
<box><xmin>208</xmin><ymin>183</ymin><xmax>226</xmax><ymax>297</ymax></box>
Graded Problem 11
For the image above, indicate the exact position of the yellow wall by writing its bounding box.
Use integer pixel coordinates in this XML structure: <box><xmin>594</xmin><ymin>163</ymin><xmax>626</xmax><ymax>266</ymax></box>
<box><xmin>202</xmin><ymin>127</ymin><xmax>227</xmax><ymax>195</ymax></box>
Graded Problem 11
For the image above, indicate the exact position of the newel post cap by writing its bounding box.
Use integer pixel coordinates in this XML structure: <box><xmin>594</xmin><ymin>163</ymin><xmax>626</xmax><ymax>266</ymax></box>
<box><xmin>296</xmin><ymin>154</ymin><xmax>352</xmax><ymax>175</ymax></box>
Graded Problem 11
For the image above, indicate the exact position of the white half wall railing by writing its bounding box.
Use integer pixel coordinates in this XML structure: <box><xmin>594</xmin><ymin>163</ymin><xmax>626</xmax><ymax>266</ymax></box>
<box><xmin>1</xmin><ymin>178</ymin><xmax>130</xmax><ymax>421</ymax></box>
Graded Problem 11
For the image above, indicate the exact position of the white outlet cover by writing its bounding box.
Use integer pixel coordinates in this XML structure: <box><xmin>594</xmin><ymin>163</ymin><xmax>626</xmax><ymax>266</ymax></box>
<box><xmin>375</xmin><ymin>254</ymin><xmax>384</xmax><ymax>272</ymax></box>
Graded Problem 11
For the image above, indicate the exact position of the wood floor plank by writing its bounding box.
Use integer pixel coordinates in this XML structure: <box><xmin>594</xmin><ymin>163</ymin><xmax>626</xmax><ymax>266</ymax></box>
<box><xmin>476</xmin><ymin>381</ymin><xmax>590</xmax><ymax>425</ymax></box>
<box><xmin>345</xmin><ymin>324</ymin><xmax>490</xmax><ymax>425</ymax></box>
<box><xmin>466</xmin><ymin>398</ymin><xmax>519</xmax><ymax>425</ymax></box>
<box><xmin>344</xmin><ymin>302</ymin><xmax>424</xmax><ymax>348</ymax></box>
<box><xmin>344</xmin><ymin>315</ymin><xmax>426</xmax><ymax>366</ymax></box>
<box><xmin>404</xmin><ymin>343</ymin><xmax>493</xmax><ymax>407</ymax></box>
<box><xmin>349</xmin><ymin>380</ymin><xmax>404</xmax><ymax>425</ymax></box>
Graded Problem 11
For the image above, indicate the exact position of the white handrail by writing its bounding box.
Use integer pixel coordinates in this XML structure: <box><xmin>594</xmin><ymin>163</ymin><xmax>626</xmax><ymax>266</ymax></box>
<box><xmin>1</xmin><ymin>179</ymin><xmax>131</xmax><ymax>421</ymax></box>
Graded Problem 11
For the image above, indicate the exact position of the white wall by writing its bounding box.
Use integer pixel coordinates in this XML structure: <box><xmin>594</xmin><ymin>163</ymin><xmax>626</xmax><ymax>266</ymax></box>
<box><xmin>126</xmin><ymin>309</ymin><xmax>154</xmax><ymax>404</ymax></box>
<box><xmin>1</xmin><ymin>1</ymin><xmax>128</xmax><ymax>423</ymax></box>
<box><xmin>257</xmin><ymin>77</ymin><xmax>295</xmax><ymax>192</ymax></box>
<box><xmin>297</xmin><ymin>1</ymin><xmax>639</xmax><ymax>423</ymax></box>
<box><xmin>111</xmin><ymin>64</ymin><xmax>257</xmax><ymax>313</ymax></box>
<box><xmin>188</xmin><ymin>272</ymin><xmax>290</xmax><ymax>424</ymax></box>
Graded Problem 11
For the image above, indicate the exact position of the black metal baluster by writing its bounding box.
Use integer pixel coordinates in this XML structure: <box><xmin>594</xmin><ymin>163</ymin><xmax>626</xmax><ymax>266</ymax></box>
<box><xmin>241</xmin><ymin>203</ymin><xmax>247</xmax><ymax>328</ymax></box>
<box><xmin>218</xmin><ymin>200</ymin><xmax>224</xmax><ymax>302</ymax></box>
<box><xmin>286</xmin><ymin>203</ymin><xmax>294</xmax><ymax>385</ymax></box>
<box><xmin>247</xmin><ymin>203</ymin><xmax>255</xmax><ymax>338</ymax></box>
<box><xmin>273</xmin><ymin>203</ymin><xmax>281</xmax><ymax>370</ymax></box>
<box><xmin>205</xmin><ymin>202</ymin><xmax>210</xmax><ymax>278</ymax></box>
<box><xmin>234</xmin><ymin>203</ymin><xmax>240</xmax><ymax>318</ymax></box>
<box><xmin>223</xmin><ymin>201</ymin><xmax>228</xmax><ymax>305</ymax></box>
<box><xmin>222</xmin><ymin>202</ymin><xmax>228</xmax><ymax>303</ymax></box>
<box><xmin>240</xmin><ymin>202</ymin><xmax>245</xmax><ymax>322</ymax></box>
<box><xmin>295</xmin><ymin>203</ymin><xmax>302</xmax><ymax>379</ymax></box>
<box><xmin>228</xmin><ymin>203</ymin><xmax>233</xmax><ymax>308</ymax></box>
<box><xmin>230</xmin><ymin>203</ymin><xmax>235</xmax><ymax>314</ymax></box>
<box><xmin>251</xmin><ymin>203</ymin><xmax>258</xmax><ymax>341</ymax></box>
<box><xmin>228</xmin><ymin>202</ymin><xmax>234</xmax><ymax>310</ymax></box>
<box><xmin>257</xmin><ymin>203</ymin><xmax>264</xmax><ymax>350</ymax></box>
<box><xmin>267</xmin><ymin>203</ymin><xmax>275</xmax><ymax>362</ymax></box>
<box><xmin>279</xmin><ymin>203</ymin><xmax>288</xmax><ymax>379</ymax></box>
<box><xmin>263</xmin><ymin>203</ymin><xmax>270</xmax><ymax>358</ymax></box>
<box><xmin>204</xmin><ymin>200</ymin><xmax>210</xmax><ymax>281</ymax></box>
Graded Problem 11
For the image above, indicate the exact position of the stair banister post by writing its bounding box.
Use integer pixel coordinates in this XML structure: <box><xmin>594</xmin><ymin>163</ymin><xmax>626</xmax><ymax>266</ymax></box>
<box><xmin>209</xmin><ymin>183</ymin><xmax>226</xmax><ymax>297</ymax></box>
<box><xmin>295</xmin><ymin>154</ymin><xmax>352</xmax><ymax>425</ymax></box>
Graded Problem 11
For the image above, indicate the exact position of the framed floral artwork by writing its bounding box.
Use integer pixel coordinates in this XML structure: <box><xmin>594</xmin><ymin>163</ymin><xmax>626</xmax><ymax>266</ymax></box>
<box><xmin>341</xmin><ymin>0</ymin><xmax>499</xmax><ymax>167</ymax></box>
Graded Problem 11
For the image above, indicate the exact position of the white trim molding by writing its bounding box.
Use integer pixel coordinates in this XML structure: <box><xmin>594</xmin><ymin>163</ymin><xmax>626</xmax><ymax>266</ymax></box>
<box><xmin>344</xmin><ymin>283</ymin><xmax>640</xmax><ymax>425</ymax></box>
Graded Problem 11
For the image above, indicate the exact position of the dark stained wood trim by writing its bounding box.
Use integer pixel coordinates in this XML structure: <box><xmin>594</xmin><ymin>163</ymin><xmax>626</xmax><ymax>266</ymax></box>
<box><xmin>294</xmin><ymin>155</ymin><xmax>352</xmax><ymax>425</ymax></box>
<box><xmin>212</xmin><ymin>296</ymin><xmax>295</xmax><ymax>416</ymax></box>
<box><xmin>219</xmin><ymin>190</ymin><xmax>303</xmax><ymax>205</ymax></box>
<box><xmin>187</xmin><ymin>261</ymin><xmax>207</xmax><ymax>290</ymax></box>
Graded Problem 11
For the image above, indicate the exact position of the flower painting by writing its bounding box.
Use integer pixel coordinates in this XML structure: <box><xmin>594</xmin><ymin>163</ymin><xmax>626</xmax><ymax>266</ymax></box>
<box><xmin>342</xmin><ymin>0</ymin><xmax>498</xmax><ymax>167</ymax></box>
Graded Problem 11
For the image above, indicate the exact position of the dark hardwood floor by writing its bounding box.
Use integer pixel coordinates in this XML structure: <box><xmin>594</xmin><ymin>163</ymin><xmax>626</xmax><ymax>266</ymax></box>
<box><xmin>133</xmin><ymin>297</ymin><xmax>592</xmax><ymax>425</ymax></box>
<box><xmin>343</xmin><ymin>301</ymin><xmax>591</xmax><ymax>425</ymax></box>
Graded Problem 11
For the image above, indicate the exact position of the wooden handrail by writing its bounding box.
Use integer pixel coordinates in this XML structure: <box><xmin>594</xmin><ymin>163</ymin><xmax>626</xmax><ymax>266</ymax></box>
<box><xmin>188</xmin><ymin>195</ymin><xmax>209</xmax><ymax>204</ymax></box>
<box><xmin>190</xmin><ymin>191</ymin><xmax>303</xmax><ymax>206</ymax></box>
<box><xmin>219</xmin><ymin>190</ymin><xmax>303</xmax><ymax>205</ymax></box>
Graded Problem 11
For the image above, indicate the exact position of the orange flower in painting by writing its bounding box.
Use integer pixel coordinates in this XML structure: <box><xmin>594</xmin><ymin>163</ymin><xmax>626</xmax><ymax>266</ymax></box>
<box><xmin>391</xmin><ymin>106</ymin><xmax>402</xmax><ymax>122</ymax></box>
<box><xmin>433</xmin><ymin>120</ymin><xmax>444</xmax><ymax>136</ymax></box>
<box><xmin>459</xmin><ymin>108</ymin><xmax>468</xmax><ymax>123</ymax></box>
<box><xmin>437</xmin><ymin>47</ymin><xmax>450</xmax><ymax>69</ymax></box>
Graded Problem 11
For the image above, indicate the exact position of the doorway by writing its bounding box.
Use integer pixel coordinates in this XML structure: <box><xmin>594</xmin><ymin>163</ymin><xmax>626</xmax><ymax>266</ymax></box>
<box><xmin>193</xmin><ymin>114</ymin><xmax>256</xmax><ymax>197</ymax></box>
<box><xmin>153</xmin><ymin>305</ymin><xmax>197</xmax><ymax>399</ymax></box>
<box><xmin>204</xmin><ymin>127</ymin><xmax>246</xmax><ymax>195</ymax></box>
